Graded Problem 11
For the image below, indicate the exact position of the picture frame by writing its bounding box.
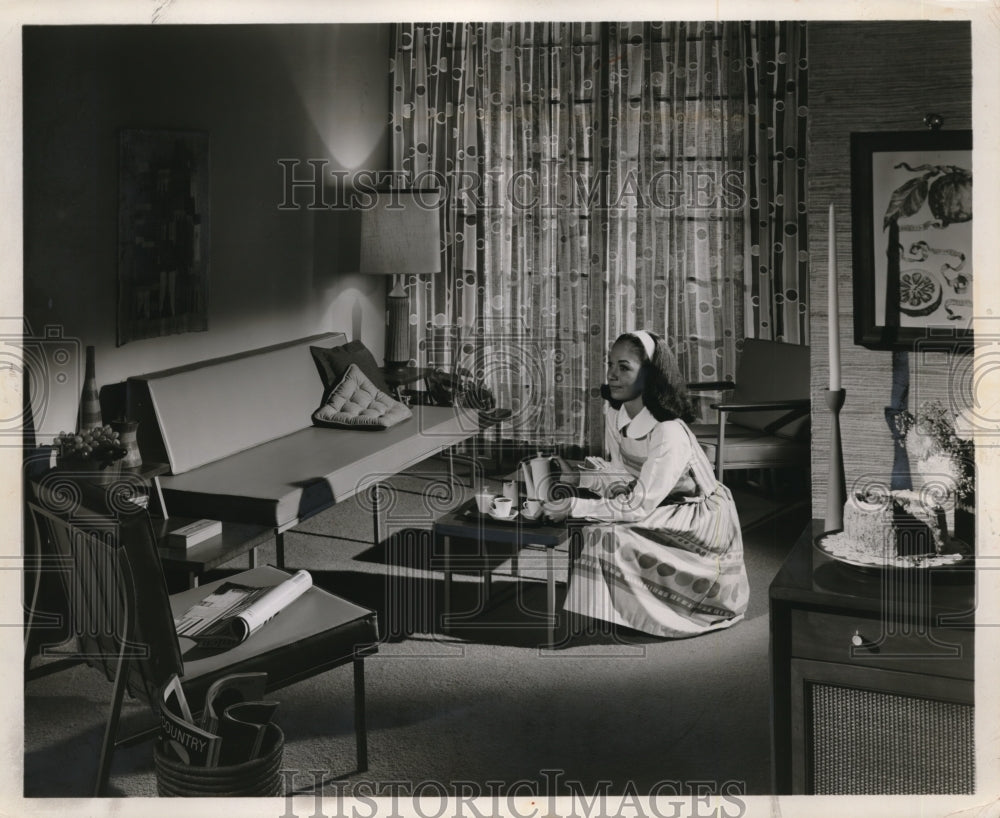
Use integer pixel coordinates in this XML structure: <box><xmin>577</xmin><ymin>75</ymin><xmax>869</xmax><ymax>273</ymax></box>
<box><xmin>850</xmin><ymin>129</ymin><xmax>972</xmax><ymax>350</ymax></box>
<box><xmin>117</xmin><ymin>128</ymin><xmax>210</xmax><ymax>346</ymax></box>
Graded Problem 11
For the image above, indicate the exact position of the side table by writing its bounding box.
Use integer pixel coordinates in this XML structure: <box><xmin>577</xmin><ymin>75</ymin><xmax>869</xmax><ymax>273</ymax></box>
<box><xmin>155</xmin><ymin>518</ymin><xmax>273</xmax><ymax>589</ymax></box>
<box><xmin>110</xmin><ymin>463</ymin><xmax>272</xmax><ymax>588</ymax></box>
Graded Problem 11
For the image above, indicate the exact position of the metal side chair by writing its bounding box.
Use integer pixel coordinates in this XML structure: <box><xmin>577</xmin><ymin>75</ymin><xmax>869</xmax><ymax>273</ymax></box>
<box><xmin>25</xmin><ymin>474</ymin><xmax>379</xmax><ymax>797</ymax></box>
<box><xmin>687</xmin><ymin>338</ymin><xmax>811</xmax><ymax>484</ymax></box>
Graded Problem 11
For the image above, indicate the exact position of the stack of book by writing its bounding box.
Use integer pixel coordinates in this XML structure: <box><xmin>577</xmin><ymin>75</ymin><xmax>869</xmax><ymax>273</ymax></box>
<box><xmin>164</xmin><ymin>518</ymin><xmax>222</xmax><ymax>550</ymax></box>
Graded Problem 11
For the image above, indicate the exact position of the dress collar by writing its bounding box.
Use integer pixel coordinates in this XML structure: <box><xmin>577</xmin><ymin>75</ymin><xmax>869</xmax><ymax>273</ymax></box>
<box><xmin>615</xmin><ymin>404</ymin><xmax>658</xmax><ymax>439</ymax></box>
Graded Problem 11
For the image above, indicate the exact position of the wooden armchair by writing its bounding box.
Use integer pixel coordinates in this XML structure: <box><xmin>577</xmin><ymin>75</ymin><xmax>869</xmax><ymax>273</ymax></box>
<box><xmin>687</xmin><ymin>338</ymin><xmax>811</xmax><ymax>483</ymax></box>
<box><xmin>25</xmin><ymin>475</ymin><xmax>379</xmax><ymax>796</ymax></box>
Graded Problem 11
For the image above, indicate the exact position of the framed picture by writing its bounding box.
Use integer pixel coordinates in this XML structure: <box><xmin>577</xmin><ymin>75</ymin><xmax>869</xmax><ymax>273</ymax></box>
<box><xmin>117</xmin><ymin>128</ymin><xmax>210</xmax><ymax>346</ymax></box>
<box><xmin>850</xmin><ymin>129</ymin><xmax>972</xmax><ymax>350</ymax></box>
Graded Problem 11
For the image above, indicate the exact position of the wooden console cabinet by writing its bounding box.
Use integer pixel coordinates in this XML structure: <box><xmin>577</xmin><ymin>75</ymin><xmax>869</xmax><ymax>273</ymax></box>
<box><xmin>770</xmin><ymin>521</ymin><xmax>975</xmax><ymax>794</ymax></box>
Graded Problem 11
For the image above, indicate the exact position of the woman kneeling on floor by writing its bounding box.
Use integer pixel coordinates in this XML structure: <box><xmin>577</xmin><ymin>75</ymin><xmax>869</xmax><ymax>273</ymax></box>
<box><xmin>543</xmin><ymin>330</ymin><xmax>749</xmax><ymax>638</ymax></box>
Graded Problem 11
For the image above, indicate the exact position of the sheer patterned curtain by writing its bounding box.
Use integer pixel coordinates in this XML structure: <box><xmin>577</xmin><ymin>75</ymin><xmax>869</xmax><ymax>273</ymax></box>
<box><xmin>478</xmin><ymin>22</ymin><xmax>601</xmax><ymax>448</ymax></box>
<box><xmin>600</xmin><ymin>21</ymin><xmax>746</xmax><ymax>437</ymax></box>
<box><xmin>393</xmin><ymin>22</ymin><xmax>600</xmax><ymax>449</ymax></box>
<box><xmin>389</xmin><ymin>22</ymin><xmax>808</xmax><ymax>454</ymax></box>
<box><xmin>742</xmin><ymin>21</ymin><xmax>810</xmax><ymax>344</ymax></box>
<box><xmin>390</xmin><ymin>24</ymin><xmax>485</xmax><ymax>370</ymax></box>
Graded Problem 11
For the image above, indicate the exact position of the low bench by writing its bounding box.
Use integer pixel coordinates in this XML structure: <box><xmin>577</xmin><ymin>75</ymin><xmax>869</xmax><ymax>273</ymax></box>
<box><xmin>128</xmin><ymin>332</ymin><xmax>478</xmax><ymax>566</ymax></box>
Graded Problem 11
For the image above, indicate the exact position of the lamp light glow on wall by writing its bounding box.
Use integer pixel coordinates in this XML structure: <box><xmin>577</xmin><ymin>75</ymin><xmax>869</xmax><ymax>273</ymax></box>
<box><xmin>359</xmin><ymin>189</ymin><xmax>443</xmax><ymax>369</ymax></box>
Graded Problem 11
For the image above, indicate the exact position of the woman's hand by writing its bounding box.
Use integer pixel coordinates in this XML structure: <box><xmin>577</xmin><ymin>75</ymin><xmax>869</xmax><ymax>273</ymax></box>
<box><xmin>550</xmin><ymin>456</ymin><xmax>580</xmax><ymax>488</ymax></box>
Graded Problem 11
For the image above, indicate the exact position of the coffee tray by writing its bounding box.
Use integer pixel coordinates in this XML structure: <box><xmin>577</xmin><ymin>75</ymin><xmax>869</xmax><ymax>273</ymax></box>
<box><xmin>815</xmin><ymin>530</ymin><xmax>973</xmax><ymax>571</ymax></box>
<box><xmin>463</xmin><ymin>506</ymin><xmax>547</xmax><ymax>527</ymax></box>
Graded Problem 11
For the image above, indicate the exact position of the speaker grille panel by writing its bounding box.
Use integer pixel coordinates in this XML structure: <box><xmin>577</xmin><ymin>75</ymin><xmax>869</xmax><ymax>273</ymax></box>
<box><xmin>810</xmin><ymin>684</ymin><xmax>974</xmax><ymax>794</ymax></box>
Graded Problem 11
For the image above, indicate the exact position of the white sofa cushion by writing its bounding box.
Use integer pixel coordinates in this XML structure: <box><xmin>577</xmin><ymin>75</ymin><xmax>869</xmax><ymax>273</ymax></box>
<box><xmin>312</xmin><ymin>364</ymin><xmax>412</xmax><ymax>430</ymax></box>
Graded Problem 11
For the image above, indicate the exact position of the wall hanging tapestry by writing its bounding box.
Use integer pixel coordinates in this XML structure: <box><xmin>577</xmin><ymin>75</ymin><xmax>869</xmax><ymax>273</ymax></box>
<box><xmin>117</xmin><ymin>128</ymin><xmax>210</xmax><ymax>346</ymax></box>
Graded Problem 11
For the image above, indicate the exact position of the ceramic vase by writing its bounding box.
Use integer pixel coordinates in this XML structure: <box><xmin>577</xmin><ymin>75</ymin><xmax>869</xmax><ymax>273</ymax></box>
<box><xmin>111</xmin><ymin>419</ymin><xmax>142</xmax><ymax>468</ymax></box>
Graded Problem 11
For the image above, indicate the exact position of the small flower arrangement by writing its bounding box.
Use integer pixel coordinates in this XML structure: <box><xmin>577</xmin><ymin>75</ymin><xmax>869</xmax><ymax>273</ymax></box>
<box><xmin>897</xmin><ymin>400</ymin><xmax>975</xmax><ymax>503</ymax></box>
<box><xmin>53</xmin><ymin>426</ymin><xmax>128</xmax><ymax>471</ymax></box>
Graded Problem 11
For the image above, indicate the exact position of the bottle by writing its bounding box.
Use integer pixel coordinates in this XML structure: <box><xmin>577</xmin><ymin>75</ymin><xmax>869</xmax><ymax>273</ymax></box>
<box><xmin>78</xmin><ymin>346</ymin><xmax>102</xmax><ymax>434</ymax></box>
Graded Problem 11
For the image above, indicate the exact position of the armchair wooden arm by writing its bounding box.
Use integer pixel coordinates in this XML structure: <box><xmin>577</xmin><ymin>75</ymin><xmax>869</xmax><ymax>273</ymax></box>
<box><xmin>686</xmin><ymin>380</ymin><xmax>736</xmax><ymax>392</ymax></box>
<box><xmin>687</xmin><ymin>339</ymin><xmax>810</xmax><ymax>484</ymax></box>
<box><xmin>706</xmin><ymin>397</ymin><xmax>811</xmax><ymax>478</ymax></box>
<box><xmin>711</xmin><ymin>397</ymin><xmax>811</xmax><ymax>444</ymax></box>
<box><xmin>709</xmin><ymin>398</ymin><xmax>810</xmax><ymax>413</ymax></box>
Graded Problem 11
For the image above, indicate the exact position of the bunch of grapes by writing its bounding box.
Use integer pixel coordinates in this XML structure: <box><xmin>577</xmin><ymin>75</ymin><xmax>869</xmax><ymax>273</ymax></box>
<box><xmin>53</xmin><ymin>426</ymin><xmax>128</xmax><ymax>469</ymax></box>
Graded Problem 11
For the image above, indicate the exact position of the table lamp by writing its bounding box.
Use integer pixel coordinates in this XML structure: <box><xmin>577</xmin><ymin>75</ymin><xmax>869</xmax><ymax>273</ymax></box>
<box><xmin>359</xmin><ymin>189</ymin><xmax>443</xmax><ymax>369</ymax></box>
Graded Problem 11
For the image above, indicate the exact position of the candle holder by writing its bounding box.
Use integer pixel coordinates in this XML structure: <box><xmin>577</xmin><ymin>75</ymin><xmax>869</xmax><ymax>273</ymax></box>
<box><xmin>824</xmin><ymin>389</ymin><xmax>847</xmax><ymax>532</ymax></box>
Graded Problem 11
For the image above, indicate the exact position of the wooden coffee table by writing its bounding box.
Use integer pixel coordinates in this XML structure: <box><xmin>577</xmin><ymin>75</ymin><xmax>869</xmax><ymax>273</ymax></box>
<box><xmin>432</xmin><ymin>499</ymin><xmax>582</xmax><ymax>649</ymax></box>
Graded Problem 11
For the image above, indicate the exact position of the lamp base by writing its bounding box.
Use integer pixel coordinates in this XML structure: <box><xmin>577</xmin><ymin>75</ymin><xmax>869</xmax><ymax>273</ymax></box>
<box><xmin>385</xmin><ymin>288</ymin><xmax>410</xmax><ymax>368</ymax></box>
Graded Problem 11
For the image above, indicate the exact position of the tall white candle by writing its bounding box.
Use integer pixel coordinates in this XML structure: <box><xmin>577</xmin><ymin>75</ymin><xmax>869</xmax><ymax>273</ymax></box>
<box><xmin>828</xmin><ymin>203</ymin><xmax>841</xmax><ymax>392</ymax></box>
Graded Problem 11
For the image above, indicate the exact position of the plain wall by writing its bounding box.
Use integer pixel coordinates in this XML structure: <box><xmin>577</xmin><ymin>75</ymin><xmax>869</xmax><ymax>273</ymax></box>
<box><xmin>807</xmin><ymin>21</ymin><xmax>972</xmax><ymax>515</ymax></box>
<box><xmin>22</xmin><ymin>24</ymin><xmax>391</xmax><ymax>438</ymax></box>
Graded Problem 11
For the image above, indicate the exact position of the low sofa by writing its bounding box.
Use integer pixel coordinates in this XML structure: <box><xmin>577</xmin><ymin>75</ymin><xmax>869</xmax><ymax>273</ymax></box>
<box><xmin>127</xmin><ymin>332</ymin><xmax>478</xmax><ymax>566</ymax></box>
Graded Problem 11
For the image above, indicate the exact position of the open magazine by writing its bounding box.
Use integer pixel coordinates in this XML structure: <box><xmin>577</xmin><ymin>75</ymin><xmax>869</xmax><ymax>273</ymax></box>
<box><xmin>174</xmin><ymin>569</ymin><xmax>312</xmax><ymax>648</ymax></box>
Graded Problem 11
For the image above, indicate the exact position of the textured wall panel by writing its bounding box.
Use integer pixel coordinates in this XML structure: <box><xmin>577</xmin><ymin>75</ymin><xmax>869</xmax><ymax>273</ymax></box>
<box><xmin>807</xmin><ymin>22</ymin><xmax>972</xmax><ymax>515</ymax></box>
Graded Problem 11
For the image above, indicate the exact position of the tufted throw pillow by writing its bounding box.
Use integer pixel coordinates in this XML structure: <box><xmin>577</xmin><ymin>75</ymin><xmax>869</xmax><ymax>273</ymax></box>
<box><xmin>312</xmin><ymin>363</ymin><xmax>413</xmax><ymax>430</ymax></box>
<box><xmin>310</xmin><ymin>340</ymin><xmax>390</xmax><ymax>395</ymax></box>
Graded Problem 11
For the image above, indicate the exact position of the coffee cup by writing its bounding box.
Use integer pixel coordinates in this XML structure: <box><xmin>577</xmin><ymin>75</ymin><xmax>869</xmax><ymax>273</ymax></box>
<box><xmin>490</xmin><ymin>496</ymin><xmax>514</xmax><ymax>518</ymax></box>
<box><xmin>475</xmin><ymin>491</ymin><xmax>494</xmax><ymax>514</ymax></box>
<box><xmin>522</xmin><ymin>498</ymin><xmax>542</xmax><ymax>520</ymax></box>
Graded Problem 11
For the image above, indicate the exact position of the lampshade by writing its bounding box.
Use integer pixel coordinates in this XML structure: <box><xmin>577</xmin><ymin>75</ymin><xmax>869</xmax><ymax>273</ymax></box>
<box><xmin>359</xmin><ymin>190</ymin><xmax>443</xmax><ymax>367</ymax></box>
<box><xmin>359</xmin><ymin>190</ymin><xmax>443</xmax><ymax>276</ymax></box>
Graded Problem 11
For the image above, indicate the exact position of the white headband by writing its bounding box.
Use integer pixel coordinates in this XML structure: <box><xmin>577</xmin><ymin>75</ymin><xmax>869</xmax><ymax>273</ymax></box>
<box><xmin>631</xmin><ymin>330</ymin><xmax>656</xmax><ymax>361</ymax></box>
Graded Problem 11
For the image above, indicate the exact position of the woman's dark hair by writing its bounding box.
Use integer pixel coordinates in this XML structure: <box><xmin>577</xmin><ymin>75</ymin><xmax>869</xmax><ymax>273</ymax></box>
<box><xmin>600</xmin><ymin>332</ymin><xmax>695</xmax><ymax>423</ymax></box>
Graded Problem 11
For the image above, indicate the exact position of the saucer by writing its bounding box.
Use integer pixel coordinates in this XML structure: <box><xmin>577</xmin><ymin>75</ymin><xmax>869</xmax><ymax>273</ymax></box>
<box><xmin>489</xmin><ymin>510</ymin><xmax>518</xmax><ymax>521</ymax></box>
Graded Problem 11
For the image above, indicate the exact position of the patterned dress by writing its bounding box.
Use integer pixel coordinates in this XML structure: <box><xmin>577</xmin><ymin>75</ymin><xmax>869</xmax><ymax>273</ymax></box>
<box><xmin>563</xmin><ymin>404</ymin><xmax>750</xmax><ymax>637</ymax></box>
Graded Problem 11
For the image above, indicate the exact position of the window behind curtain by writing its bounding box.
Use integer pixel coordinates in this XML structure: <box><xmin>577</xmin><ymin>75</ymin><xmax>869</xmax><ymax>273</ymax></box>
<box><xmin>597</xmin><ymin>22</ymin><xmax>747</xmax><ymax>439</ymax></box>
<box><xmin>389</xmin><ymin>22</ymin><xmax>806</xmax><ymax>454</ymax></box>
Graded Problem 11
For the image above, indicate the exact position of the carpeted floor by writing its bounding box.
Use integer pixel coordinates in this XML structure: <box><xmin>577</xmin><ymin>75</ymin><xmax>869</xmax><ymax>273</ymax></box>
<box><xmin>23</xmin><ymin>459</ymin><xmax>810</xmax><ymax>799</ymax></box>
